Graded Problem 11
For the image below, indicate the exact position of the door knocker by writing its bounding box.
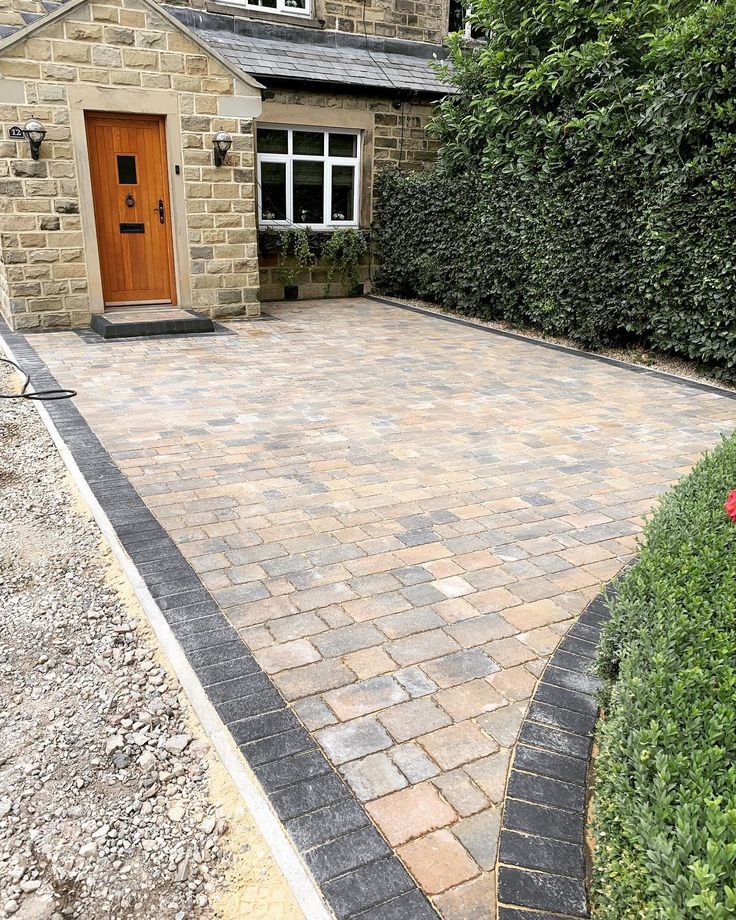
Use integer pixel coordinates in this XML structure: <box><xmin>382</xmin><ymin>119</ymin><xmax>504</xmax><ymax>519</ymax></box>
<box><xmin>125</xmin><ymin>193</ymin><xmax>135</xmax><ymax>208</ymax></box>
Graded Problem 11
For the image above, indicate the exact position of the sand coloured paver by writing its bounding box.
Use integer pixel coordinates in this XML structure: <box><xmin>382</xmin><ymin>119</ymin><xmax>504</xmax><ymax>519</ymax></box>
<box><xmin>32</xmin><ymin>298</ymin><xmax>736</xmax><ymax>917</ymax></box>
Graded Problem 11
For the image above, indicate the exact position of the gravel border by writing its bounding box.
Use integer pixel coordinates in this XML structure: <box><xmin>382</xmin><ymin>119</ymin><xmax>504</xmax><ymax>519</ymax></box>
<box><xmin>0</xmin><ymin>362</ymin><xmax>233</xmax><ymax>920</ymax></box>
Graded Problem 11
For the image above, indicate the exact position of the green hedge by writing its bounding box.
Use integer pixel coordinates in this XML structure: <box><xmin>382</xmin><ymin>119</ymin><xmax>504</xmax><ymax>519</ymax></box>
<box><xmin>372</xmin><ymin>0</ymin><xmax>736</xmax><ymax>379</ymax></box>
<box><xmin>593</xmin><ymin>433</ymin><xmax>736</xmax><ymax>918</ymax></box>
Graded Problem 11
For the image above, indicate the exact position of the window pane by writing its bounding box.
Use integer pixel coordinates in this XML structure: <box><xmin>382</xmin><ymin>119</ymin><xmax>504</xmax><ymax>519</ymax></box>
<box><xmin>331</xmin><ymin>165</ymin><xmax>354</xmax><ymax>221</ymax></box>
<box><xmin>329</xmin><ymin>133</ymin><xmax>356</xmax><ymax>157</ymax></box>
<box><xmin>293</xmin><ymin>130</ymin><xmax>324</xmax><ymax>156</ymax></box>
<box><xmin>257</xmin><ymin>128</ymin><xmax>288</xmax><ymax>154</ymax></box>
<box><xmin>262</xmin><ymin>0</ymin><xmax>277</xmax><ymax>7</ymax></box>
<box><xmin>293</xmin><ymin>161</ymin><xmax>324</xmax><ymax>224</ymax></box>
<box><xmin>448</xmin><ymin>0</ymin><xmax>465</xmax><ymax>31</ymax></box>
<box><xmin>117</xmin><ymin>155</ymin><xmax>137</xmax><ymax>184</ymax></box>
<box><xmin>261</xmin><ymin>161</ymin><xmax>286</xmax><ymax>221</ymax></box>
<box><xmin>284</xmin><ymin>0</ymin><xmax>306</xmax><ymax>7</ymax></box>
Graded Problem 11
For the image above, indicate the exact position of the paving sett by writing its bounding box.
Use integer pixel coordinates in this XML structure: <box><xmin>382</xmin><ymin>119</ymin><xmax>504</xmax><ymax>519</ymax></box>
<box><xmin>32</xmin><ymin>298</ymin><xmax>736</xmax><ymax>918</ymax></box>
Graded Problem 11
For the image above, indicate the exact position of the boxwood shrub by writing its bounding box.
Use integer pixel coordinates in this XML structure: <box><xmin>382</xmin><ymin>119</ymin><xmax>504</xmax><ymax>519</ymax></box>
<box><xmin>592</xmin><ymin>432</ymin><xmax>736</xmax><ymax>918</ymax></box>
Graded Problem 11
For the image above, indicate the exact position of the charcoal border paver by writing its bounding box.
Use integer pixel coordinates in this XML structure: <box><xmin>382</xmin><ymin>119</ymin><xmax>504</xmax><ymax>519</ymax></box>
<box><xmin>0</xmin><ymin>319</ymin><xmax>439</xmax><ymax>920</ymax></box>
<box><xmin>496</xmin><ymin>583</ymin><xmax>622</xmax><ymax>918</ymax></box>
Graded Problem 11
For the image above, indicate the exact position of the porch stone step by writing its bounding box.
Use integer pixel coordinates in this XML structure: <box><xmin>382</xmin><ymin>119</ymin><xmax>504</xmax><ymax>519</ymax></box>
<box><xmin>90</xmin><ymin>309</ymin><xmax>214</xmax><ymax>339</ymax></box>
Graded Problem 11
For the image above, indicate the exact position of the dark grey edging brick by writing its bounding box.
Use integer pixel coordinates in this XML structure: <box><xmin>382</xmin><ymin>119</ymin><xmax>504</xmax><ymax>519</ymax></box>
<box><xmin>496</xmin><ymin>584</ymin><xmax>621</xmax><ymax>919</ymax></box>
<box><xmin>0</xmin><ymin>320</ymin><xmax>439</xmax><ymax>920</ymax></box>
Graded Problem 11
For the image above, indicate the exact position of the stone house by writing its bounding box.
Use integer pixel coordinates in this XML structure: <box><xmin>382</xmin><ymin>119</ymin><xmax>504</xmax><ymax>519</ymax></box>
<box><xmin>0</xmin><ymin>0</ymin><xmax>456</xmax><ymax>331</ymax></box>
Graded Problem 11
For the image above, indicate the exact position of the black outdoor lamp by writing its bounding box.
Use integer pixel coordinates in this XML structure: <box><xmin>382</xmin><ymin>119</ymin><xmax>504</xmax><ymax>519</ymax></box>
<box><xmin>213</xmin><ymin>130</ymin><xmax>232</xmax><ymax>167</ymax></box>
<box><xmin>23</xmin><ymin>119</ymin><xmax>46</xmax><ymax>160</ymax></box>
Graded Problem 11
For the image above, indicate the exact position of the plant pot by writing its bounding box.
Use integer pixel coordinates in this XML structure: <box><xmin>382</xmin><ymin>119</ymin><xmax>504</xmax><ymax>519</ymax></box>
<box><xmin>283</xmin><ymin>285</ymin><xmax>299</xmax><ymax>301</ymax></box>
<box><xmin>349</xmin><ymin>283</ymin><xmax>365</xmax><ymax>297</ymax></box>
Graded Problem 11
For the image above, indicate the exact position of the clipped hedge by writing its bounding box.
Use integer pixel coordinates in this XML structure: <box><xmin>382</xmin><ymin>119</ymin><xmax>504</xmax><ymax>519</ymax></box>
<box><xmin>373</xmin><ymin>168</ymin><xmax>648</xmax><ymax>350</ymax></box>
<box><xmin>593</xmin><ymin>433</ymin><xmax>736</xmax><ymax>918</ymax></box>
<box><xmin>372</xmin><ymin>0</ymin><xmax>736</xmax><ymax>379</ymax></box>
<box><xmin>373</xmin><ymin>162</ymin><xmax>736</xmax><ymax>378</ymax></box>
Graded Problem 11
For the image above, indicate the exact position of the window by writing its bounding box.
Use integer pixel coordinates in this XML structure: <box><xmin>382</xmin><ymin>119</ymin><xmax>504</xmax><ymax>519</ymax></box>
<box><xmin>242</xmin><ymin>0</ymin><xmax>310</xmax><ymax>16</ymax></box>
<box><xmin>448</xmin><ymin>1</ymin><xmax>484</xmax><ymax>39</ymax></box>
<box><xmin>116</xmin><ymin>155</ymin><xmax>137</xmax><ymax>185</ymax></box>
<box><xmin>256</xmin><ymin>126</ymin><xmax>361</xmax><ymax>229</ymax></box>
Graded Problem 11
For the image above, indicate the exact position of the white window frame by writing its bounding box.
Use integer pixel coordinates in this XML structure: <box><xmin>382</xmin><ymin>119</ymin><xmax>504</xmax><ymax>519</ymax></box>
<box><xmin>464</xmin><ymin>9</ymin><xmax>473</xmax><ymax>39</ymax></box>
<box><xmin>239</xmin><ymin>0</ymin><xmax>311</xmax><ymax>17</ymax></box>
<box><xmin>256</xmin><ymin>125</ymin><xmax>361</xmax><ymax>231</ymax></box>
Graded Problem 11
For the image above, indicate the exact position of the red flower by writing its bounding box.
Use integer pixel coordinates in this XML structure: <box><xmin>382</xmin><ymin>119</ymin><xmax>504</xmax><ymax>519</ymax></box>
<box><xmin>725</xmin><ymin>489</ymin><xmax>736</xmax><ymax>522</ymax></box>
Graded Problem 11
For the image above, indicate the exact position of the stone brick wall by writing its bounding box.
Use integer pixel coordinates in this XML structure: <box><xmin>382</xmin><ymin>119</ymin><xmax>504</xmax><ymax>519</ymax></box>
<box><xmin>164</xmin><ymin>0</ymin><xmax>451</xmax><ymax>46</ymax></box>
<box><xmin>316</xmin><ymin>0</ymin><xmax>450</xmax><ymax>45</ymax></box>
<box><xmin>259</xmin><ymin>245</ymin><xmax>371</xmax><ymax>302</ymax></box>
<box><xmin>0</xmin><ymin>0</ymin><xmax>260</xmax><ymax>330</ymax></box>
<box><xmin>257</xmin><ymin>88</ymin><xmax>439</xmax><ymax>301</ymax></box>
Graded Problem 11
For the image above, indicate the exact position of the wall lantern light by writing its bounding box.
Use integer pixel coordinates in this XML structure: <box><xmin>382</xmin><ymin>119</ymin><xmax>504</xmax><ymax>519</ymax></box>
<box><xmin>23</xmin><ymin>119</ymin><xmax>46</xmax><ymax>160</ymax></box>
<box><xmin>213</xmin><ymin>130</ymin><xmax>232</xmax><ymax>167</ymax></box>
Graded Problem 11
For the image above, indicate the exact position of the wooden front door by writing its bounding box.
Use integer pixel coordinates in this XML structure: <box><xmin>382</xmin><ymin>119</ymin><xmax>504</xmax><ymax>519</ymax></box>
<box><xmin>86</xmin><ymin>113</ymin><xmax>176</xmax><ymax>307</ymax></box>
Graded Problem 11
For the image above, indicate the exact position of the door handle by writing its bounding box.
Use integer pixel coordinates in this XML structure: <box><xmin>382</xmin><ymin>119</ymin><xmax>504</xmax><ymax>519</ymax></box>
<box><xmin>155</xmin><ymin>199</ymin><xmax>165</xmax><ymax>224</ymax></box>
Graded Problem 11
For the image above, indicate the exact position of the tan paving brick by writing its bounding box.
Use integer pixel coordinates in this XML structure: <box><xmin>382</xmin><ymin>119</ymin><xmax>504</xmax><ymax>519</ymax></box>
<box><xmin>378</xmin><ymin>698</ymin><xmax>452</xmax><ymax>743</ymax></box>
<box><xmin>468</xmin><ymin>588</ymin><xmax>523</xmax><ymax>614</ymax></box>
<box><xmin>341</xmin><ymin>591</ymin><xmax>412</xmax><ymax>623</ymax></box>
<box><xmin>446</xmin><ymin>614</ymin><xmax>516</xmax><ymax>648</ymax></box>
<box><xmin>515</xmin><ymin>625</ymin><xmax>562</xmax><ymax>655</ymax></box>
<box><xmin>433</xmin><ymin>576</ymin><xmax>475</xmax><ymax>599</ymax></box>
<box><xmin>253</xmin><ymin>638</ymin><xmax>319</xmax><ymax>674</ymax></box>
<box><xmin>453</xmin><ymin>550</ymin><xmax>502</xmax><ymax>573</ymax></box>
<box><xmin>485</xmin><ymin>636</ymin><xmax>537</xmax><ymax>668</ymax></box>
<box><xmin>435</xmin><ymin>598</ymin><xmax>482</xmax><ymax>624</ymax></box>
<box><xmin>433</xmin><ymin>769</ymin><xmax>490</xmax><ymax>817</ymax></box>
<box><xmin>340</xmin><ymin>752</ymin><xmax>408</xmax><ymax>801</ymax></box>
<box><xmin>366</xmin><ymin>783</ymin><xmax>456</xmax><ymax>846</ymax></box>
<box><xmin>387</xmin><ymin>629</ymin><xmax>460</xmax><ymax>667</ymax></box>
<box><xmin>419</xmin><ymin>722</ymin><xmax>499</xmax><ymax>770</ymax></box>
<box><xmin>500</xmin><ymin>598</ymin><xmax>570</xmax><ymax>631</ymax></box>
<box><xmin>487</xmin><ymin>665</ymin><xmax>538</xmax><ymax>702</ymax></box>
<box><xmin>434</xmin><ymin>871</ymin><xmax>497</xmax><ymax>920</ymax></box>
<box><xmin>323</xmin><ymin>675</ymin><xmax>408</xmax><ymax>720</ymax></box>
<box><xmin>435</xmin><ymin>680</ymin><xmax>506</xmax><ymax>721</ymax></box>
<box><xmin>271</xmin><ymin>659</ymin><xmax>355</xmax><ymax>701</ymax></box>
<box><xmin>343</xmin><ymin>646</ymin><xmax>396</xmax><ymax>679</ymax></box>
<box><xmin>398</xmin><ymin>829</ymin><xmax>480</xmax><ymax>895</ymax></box>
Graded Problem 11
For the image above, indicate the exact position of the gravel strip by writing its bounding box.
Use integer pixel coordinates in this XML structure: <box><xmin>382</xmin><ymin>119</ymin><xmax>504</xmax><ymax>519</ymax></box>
<box><xmin>379</xmin><ymin>295</ymin><xmax>736</xmax><ymax>393</ymax></box>
<box><xmin>0</xmin><ymin>365</ymin><xmax>298</xmax><ymax>920</ymax></box>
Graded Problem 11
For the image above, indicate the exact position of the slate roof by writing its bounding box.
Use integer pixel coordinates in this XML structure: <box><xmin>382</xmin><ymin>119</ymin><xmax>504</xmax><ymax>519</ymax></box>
<box><xmin>192</xmin><ymin>26</ymin><xmax>449</xmax><ymax>94</ymax></box>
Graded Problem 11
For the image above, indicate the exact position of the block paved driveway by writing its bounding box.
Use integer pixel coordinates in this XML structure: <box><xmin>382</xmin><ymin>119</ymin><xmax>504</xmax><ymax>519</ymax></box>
<box><xmin>34</xmin><ymin>299</ymin><xmax>736</xmax><ymax>918</ymax></box>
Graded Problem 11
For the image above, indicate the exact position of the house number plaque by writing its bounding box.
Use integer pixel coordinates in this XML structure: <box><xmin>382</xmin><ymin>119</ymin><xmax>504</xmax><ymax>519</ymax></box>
<box><xmin>8</xmin><ymin>126</ymin><xmax>24</xmax><ymax>139</ymax></box>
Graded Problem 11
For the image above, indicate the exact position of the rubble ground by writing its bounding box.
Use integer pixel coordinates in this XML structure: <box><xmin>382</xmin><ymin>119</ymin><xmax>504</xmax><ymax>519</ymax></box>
<box><xmin>0</xmin><ymin>364</ymin><xmax>302</xmax><ymax>920</ymax></box>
